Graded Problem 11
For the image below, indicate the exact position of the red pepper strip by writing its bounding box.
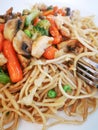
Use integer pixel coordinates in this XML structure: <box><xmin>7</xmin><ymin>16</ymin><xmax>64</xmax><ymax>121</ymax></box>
<box><xmin>47</xmin><ymin>15</ymin><xmax>62</xmax><ymax>44</ymax></box>
<box><xmin>3</xmin><ymin>40</ymin><xmax>23</xmax><ymax>83</ymax></box>
<box><xmin>0</xmin><ymin>32</ymin><xmax>4</xmax><ymax>52</ymax></box>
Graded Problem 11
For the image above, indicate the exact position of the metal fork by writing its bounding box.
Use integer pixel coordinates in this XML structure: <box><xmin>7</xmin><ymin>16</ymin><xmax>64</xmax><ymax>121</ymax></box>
<box><xmin>76</xmin><ymin>57</ymin><xmax>98</xmax><ymax>88</ymax></box>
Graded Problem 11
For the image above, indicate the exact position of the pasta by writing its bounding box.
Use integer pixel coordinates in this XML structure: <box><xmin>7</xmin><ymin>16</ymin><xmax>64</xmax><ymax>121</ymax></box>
<box><xmin>0</xmin><ymin>3</ymin><xmax>98</xmax><ymax>130</ymax></box>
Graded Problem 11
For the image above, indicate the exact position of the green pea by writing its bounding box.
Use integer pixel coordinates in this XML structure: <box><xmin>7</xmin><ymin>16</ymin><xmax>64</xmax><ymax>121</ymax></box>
<box><xmin>24</xmin><ymin>29</ymin><xmax>32</xmax><ymax>38</ymax></box>
<box><xmin>47</xmin><ymin>89</ymin><xmax>57</xmax><ymax>98</ymax></box>
<box><xmin>63</xmin><ymin>85</ymin><xmax>72</xmax><ymax>92</ymax></box>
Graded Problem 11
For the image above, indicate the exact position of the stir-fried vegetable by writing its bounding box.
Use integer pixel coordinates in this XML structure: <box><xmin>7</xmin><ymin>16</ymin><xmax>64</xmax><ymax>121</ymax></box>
<box><xmin>0</xmin><ymin>24</ymin><xmax>4</xmax><ymax>32</ymax></box>
<box><xmin>0</xmin><ymin>32</ymin><xmax>4</xmax><ymax>52</ymax></box>
<box><xmin>43</xmin><ymin>46</ymin><xmax>58</xmax><ymax>59</ymax></box>
<box><xmin>47</xmin><ymin>16</ymin><xmax>62</xmax><ymax>44</ymax></box>
<box><xmin>3</xmin><ymin>40</ymin><xmax>23</xmax><ymax>83</ymax></box>
<box><xmin>47</xmin><ymin>89</ymin><xmax>57</xmax><ymax>98</ymax></box>
<box><xmin>31</xmin><ymin>19</ymin><xmax>50</xmax><ymax>40</ymax></box>
<box><xmin>24</xmin><ymin>29</ymin><xmax>32</xmax><ymax>38</ymax></box>
<box><xmin>25</xmin><ymin>8</ymin><xmax>40</xmax><ymax>26</ymax></box>
<box><xmin>0</xmin><ymin>67</ymin><xmax>11</xmax><ymax>84</ymax></box>
<box><xmin>43</xmin><ymin>9</ymin><xmax>54</xmax><ymax>16</ymax></box>
<box><xmin>33</xmin><ymin>17</ymin><xmax>40</xmax><ymax>26</ymax></box>
<box><xmin>36</xmin><ymin>19</ymin><xmax>50</xmax><ymax>30</ymax></box>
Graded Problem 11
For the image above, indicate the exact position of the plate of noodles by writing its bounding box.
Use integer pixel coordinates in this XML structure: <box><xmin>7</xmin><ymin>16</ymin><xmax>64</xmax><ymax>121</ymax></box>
<box><xmin>0</xmin><ymin>0</ymin><xmax>98</xmax><ymax>130</ymax></box>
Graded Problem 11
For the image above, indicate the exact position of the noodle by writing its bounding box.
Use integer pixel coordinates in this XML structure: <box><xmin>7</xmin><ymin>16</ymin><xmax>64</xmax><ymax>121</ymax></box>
<box><xmin>0</xmin><ymin>3</ymin><xmax>98</xmax><ymax>130</ymax></box>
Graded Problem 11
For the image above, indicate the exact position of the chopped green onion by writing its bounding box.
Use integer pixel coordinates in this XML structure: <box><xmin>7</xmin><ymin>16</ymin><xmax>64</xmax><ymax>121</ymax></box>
<box><xmin>24</xmin><ymin>29</ymin><xmax>32</xmax><ymax>38</ymax></box>
<box><xmin>63</xmin><ymin>85</ymin><xmax>72</xmax><ymax>92</ymax></box>
<box><xmin>47</xmin><ymin>89</ymin><xmax>57</xmax><ymax>98</ymax></box>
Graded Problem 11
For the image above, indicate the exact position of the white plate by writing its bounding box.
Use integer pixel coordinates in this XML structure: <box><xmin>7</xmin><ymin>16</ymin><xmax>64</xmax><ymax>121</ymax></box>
<box><xmin>0</xmin><ymin>0</ymin><xmax>98</xmax><ymax>130</ymax></box>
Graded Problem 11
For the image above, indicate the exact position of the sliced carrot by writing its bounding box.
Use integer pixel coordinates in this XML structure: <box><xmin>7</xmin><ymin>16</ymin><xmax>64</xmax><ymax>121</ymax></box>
<box><xmin>52</xmin><ymin>35</ymin><xmax>62</xmax><ymax>45</ymax></box>
<box><xmin>47</xmin><ymin>16</ymin><xmax>62</xmax><ymax>44</ymax></box>
<box><xmin>43</xmin><ymin>46</ymin><xmax>58</xmax><ymax>59</ymax></box>
<box><xmin>53</xmin><ymin>6</ymin><xmax>58</xmax><ymax>14</ymax></box>
<box><xmin>0</xmin><ymin>32</ymin><xmax>4</xmax><ymax>51</ymax></box>
<box><xmin>3</xmin><ymin>40</ymin><xmax>23</xmax><ymax>82</ymax></box>
<box><xmin>0</xmin><ymin>24</ymin><xmax>5</xmax><ymax>33</ymax></box>
<box><xmin>33</xmin><ymin>17</ymin><xmax>40</xmax><ymax>26</ymax></box>
<box><xmin>57</xmin><ymin>8</ymin><xmax>65</xmax><ymax>16</ymax></box>
<box><xmin>43</xmin><ymin>9</ymin><xmax>54</xmax><ymax>16</ymax></box>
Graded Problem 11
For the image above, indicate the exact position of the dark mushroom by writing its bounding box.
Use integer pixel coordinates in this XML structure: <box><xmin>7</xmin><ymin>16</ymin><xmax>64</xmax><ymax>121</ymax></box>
<box><xmin>4</xmin><ymin>18</ymin><xmax>23</xmax><ymax>41</ymax></box>
<box><xmin>57</xmin><ymin>39</ymin><xmax>84</xmax><ymax>54</ymax></box>
<box><xmin>13</xmin><ymin>30</ymin><xmax>32</xmax><ymax>57</ymax></box>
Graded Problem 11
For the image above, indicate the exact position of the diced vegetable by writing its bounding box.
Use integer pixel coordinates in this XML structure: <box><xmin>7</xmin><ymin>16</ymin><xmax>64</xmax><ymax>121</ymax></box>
<box><xmin>3</xmin><ymin>40</ymin><xmax>23</xmax><ymax>83</ymax></box>
<box><xmin>43</xmin><ymin>9</ymin><xmax>54</xmax><ymax>16</ymax></box>
<box><xmin>33</xmin><ymin>25</ymin><xmax>48</xmax><ymax>35</ymax></box>
<box><xmin>0</xmin><ymin>67</ymin><xmax>11</xmax><ymax>84</ymax></box>
<box><xmin>31</xmin><ymin>19</ymin><xmax>50</xmax><ymax>40</ymax></box>
<box><xmin>43</xmin><ymin>46</ymin><xmax>57</xmax><ymax>59</ymax></box>
<box><xmin>0</xmin><ymin>24</ymin><xmax>4</xmax><ymax>32</ymax></box>
<box><xmin>25</xmin><ymin>8</ymin><xmax>40</xmax><ymax>26</ymax></box>
<box><xmin>57</xmin><ymin>8</ymin><xmax>65</xmax><ymax>16</ymax></box>
<box><xmin>24</xmin><ymin>29</ymin><xmax>32</xmax><ymax>38</ymax></box>
<box><xmin>47</xmin><ymin>89</ymin><xmax>57</xmax><ymax>98</ymax></box>
<box><xmin>47</xmin><ymin>16</ymin><xmax>62</xmax><ymax>44</ymax></box>
<box><xmin>0</xmin><ymin>32</ymin><xmax>4</xmax><ymax>52</ymax></box>
<box><xmin>36</xmin><ymin>19</ymin><xmax>50</xmax><ymax>30</ymax></box>
<box><xmin>33</xmin><ymin>17</ymin><xmax>40</xmax><ymax>26</ymax></box>
<box><xmin>63</xmin><ymin>85</ymin><xmax>72</xmax><ymax>92</ymax></box>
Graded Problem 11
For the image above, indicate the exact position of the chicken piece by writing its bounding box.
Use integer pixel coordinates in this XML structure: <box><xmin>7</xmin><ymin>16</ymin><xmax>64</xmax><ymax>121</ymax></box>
<box><xmin>31</xmin><ymin>36</ymin><xmax>53</xmax><ymax>58</ymax></box>
<box><xmin>54</xmin><ymin>15</ymin><xmax>71</xmax><ymax>38</ymax></box>
<box><xmin>0</xmin><ymin>53</ymin><xmax>7</xmax><ymax>66</ymax></box>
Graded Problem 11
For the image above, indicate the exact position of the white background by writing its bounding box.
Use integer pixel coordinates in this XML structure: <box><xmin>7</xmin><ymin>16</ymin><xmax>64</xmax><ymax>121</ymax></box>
<box><xmin>0</xmin><ymin>0</ymin><xmax>98</xmax><ymax>130</ymax></box>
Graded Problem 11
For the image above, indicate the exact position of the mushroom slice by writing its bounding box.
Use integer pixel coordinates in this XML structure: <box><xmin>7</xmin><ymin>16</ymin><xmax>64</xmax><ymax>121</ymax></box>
<box><xmin>31</xmin><ymin>36</ymin><xmax>53</xmax><ymax>58</ymax></box>
<box><xmin>4</xmin><ymin>18</ymin><xmax>22</xmax><ymax>41</ymax></box>
<box><xmin>13</xmin><ymin>30</ymin><xmax>32</xmax><ymax>57</ymax></box>
<box><xmin>57</xmin><ymin>39</ymin><xmax>84</xmax><ymax>54</ymax></box>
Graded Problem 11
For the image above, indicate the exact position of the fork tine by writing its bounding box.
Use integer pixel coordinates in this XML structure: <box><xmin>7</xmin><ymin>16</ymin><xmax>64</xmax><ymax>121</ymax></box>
<box><xmin>77</xmin><ymin>61</ymin><xmax>98</xmax><ymax>77</ymax></box>
<box><xmin>77</xmin><ymin>60</ymin><xmax>98</xmax><ymax>88</ymax></box>
<box><xmin>82</xmin><ymin>57</ymin><xmax>98</xmax><ymax>70</ymax></box>
<box><xmin>77</xmin><ymin>64</ymin><xmax>96</xmax><ymax>80</ymax></box>
<box><xmin>77</xmin><ymin>71</ymin><xmax>95</xmax><ymax>86</ymax></box>
<box><xmin>77</xmin><ymin>71</ymin><xmax>98</xmax><ymax>88</ymax></box>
